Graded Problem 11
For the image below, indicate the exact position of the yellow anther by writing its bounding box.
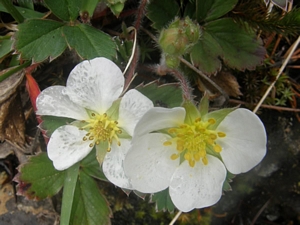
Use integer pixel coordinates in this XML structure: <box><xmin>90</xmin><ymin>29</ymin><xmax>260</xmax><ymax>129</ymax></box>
<box><xmin>189</xmin><ymin>160</ymin><xmax>195</xmax><ymax>167</ymax></box>
<box><xmin>218</xmin><ymin>132</ymin><xmax>226</xmax><ymax>137</ymax></box>
<box><xmin>89</xmin><ymin>143</ymin><xmax>94</xmax><ymax>148</ymax></box>
<box><xmin>89</xmin><ymin>136</ymin><xmax>94</xmax><ymax>140</ymax></box>
<box><xmin>210</xmin><ymin>134</ymin><xmax>217</xmax><ymax>140</ymax></box>
<box><xmin>195</xmin><ymin>118</ymin><xmax>201</xmax><ymax>122</ymax></box>
<box><xmin>208</xmin><ymin>118</ymin><xmax>216</xmax><ymax>124</ymax></box>
<box><xmin>91</xmin><ymin>113</ymin><xmax>96</xmax><ymax>117</ymax></box>
<box><xmin>170</xmin><ymin>153</ymin><xmax>179</xmax><ymax>160</ymax></box>
<box><xmin>163</xmin><ymin>141</ymin><xmax>172</xmax><ymax>146</ymax></box>
<box><xmin>83</xmin><ymin>136</ymin><xmax>87</xmax><ymax>141</ymax></box>
<box><xmin>214</xmin><ymin>144</ymin><xmax>222</xmax><ymax>153</ymax></box>
<box><xmin>202</xmin><ymin>156</ymin><xmax>208</xmax><ymax>165</ymax></box>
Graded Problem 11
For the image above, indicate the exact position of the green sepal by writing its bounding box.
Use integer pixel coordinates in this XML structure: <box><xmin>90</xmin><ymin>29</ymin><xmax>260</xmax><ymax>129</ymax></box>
<box><xmin>222</xmin><ymin>171</ymin><xmax>235</xmax><ymax>191</ymax></box>
<box><xmin>96</xmin><ymin>142</ymin><xmax>109</xmax><ymax>165</ymax></box>
<box><xmin>204</xmin><ymin>107</ymin><xmax>236</xmax><ymax>130</ymax></box>
<box><xmin>151</xmin><ymin>188</ymin><xmax>175</xmax><ymax>212</ymax></box>
<box><xmin>204</xmin><ymin>108</ymin><xmax>237</xmax><ymax>130</ymax></box>
<box><xmin>106</xmin><ymin>98</ymin><xmax>121</xmax><ymax>120</ymax></box>
<box><xmin>182</xmin><ymin>101</ymin><xmax>200</xmax><ymax>125</ymax></box>
<box><xmin>40</xmin><ymin>116</ymin><xmax>75</xmax><ymax>136</ymax></box>
<box><xmin>198</xmin><ymin>92</ymin><xmax>209</xmax><ymax>117</ymax></box>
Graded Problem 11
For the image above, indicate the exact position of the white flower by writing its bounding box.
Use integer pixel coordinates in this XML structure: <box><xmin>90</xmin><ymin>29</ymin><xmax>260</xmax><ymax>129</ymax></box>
<box><xmin>124</xmin><ymin>106</ymin><xmax>267</xmax><ymax>212</ymax></box>
<box><xmin>36</xmin><ymin>57</ymin><xmax>153</xmax><ymax>189</ymax></box>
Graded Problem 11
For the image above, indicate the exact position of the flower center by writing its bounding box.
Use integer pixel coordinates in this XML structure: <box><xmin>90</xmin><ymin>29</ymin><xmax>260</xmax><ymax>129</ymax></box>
<box><xmin>163</xmin><ymin>117</ymin><xmax>226</xmax><ymax>167</ymax></box>
<box><xmin>80</xmin><ymin>113</ymin><xmax>122</xmax><ymax>151</ymax></box>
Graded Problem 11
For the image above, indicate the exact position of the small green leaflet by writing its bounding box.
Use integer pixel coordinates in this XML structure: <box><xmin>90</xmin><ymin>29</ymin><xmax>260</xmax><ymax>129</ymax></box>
<box><xmin>151</xmin><ymin>188</ymin><xmax>175</xmax><ymax>212</ymax></box>
<box><xmin>44</xmin><ymin>0</ymin><xmax>81</xmax><ymax>22</ymax></box>
<box><xmin>40</xmin><ymin>115</ymin><xmax>74</xmax><ymax>137</ymax></box>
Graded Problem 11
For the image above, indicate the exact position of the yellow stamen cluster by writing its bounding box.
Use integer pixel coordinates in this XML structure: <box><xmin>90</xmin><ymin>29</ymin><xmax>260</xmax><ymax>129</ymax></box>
<box><xmin>80</xmin><ymin>113</ymin><xmax>122</xmax><ymax>151</ymax></box>
<box><xmin>163</xmin><ymin>117</ymin><xmax>226</xmax><ymax>167</ymax></box>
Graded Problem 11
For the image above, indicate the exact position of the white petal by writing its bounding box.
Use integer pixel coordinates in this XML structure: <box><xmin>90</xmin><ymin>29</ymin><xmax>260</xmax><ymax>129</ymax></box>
<box><xmin>124</xmin><ymin>133</ymin><xmax>179</xmax><ymax>193</ymax></box>
<box><xmin>118</xmin><ymin>89</ymin><xmax>153</xmax><ymax>136</ymax></box>
<box><xmin>47</xmin><ymin>125</ymin><xmax>93</xmax><ymax>170</ymax></box>
<box><xmin>133</xmin><ymin>107</ymin><xmax>185</xmax><ymax>138</ymax></box>
<box><xmin>102</xmin><ymin>139</ymin><xmax>132</xmax><ymax>189</ymax></box>
<box><xmin>36</xmin><ymin>86</ymin><xmax>89</xmax><ymax>120</ymax></box>
<box><xmin>64</xmin><ymin>58</ymin><xmax>124</xmax><ymax>113</ymax></box>
<box><xmin>216</xmin><ymin>108</ymin><xmax>267</xmax><ymax>174</ymax></box>
<box><xmin>169</xmin><ymin>156</ymin><xmax>226</xmax><ymax>212</ymax></box>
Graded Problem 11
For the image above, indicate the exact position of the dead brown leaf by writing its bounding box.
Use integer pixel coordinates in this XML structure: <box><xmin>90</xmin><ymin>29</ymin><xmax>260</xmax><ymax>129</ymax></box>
<box><xmin>0</xmin><ymin>70</ymin><xmax>25</xmax><ymax>146</ymax></box>
<box><xmin>197</xmin><ymin>70</ymin><xmax>242</xmax><ymax>98</ymax></box>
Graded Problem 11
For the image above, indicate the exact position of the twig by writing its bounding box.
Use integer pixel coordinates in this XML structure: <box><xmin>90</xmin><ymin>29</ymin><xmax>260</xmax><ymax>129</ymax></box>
<box><xmin>229</xmin><ymin>99</ymin><xmax>300</xmax><ymax>112</ymax></box>
<box><xmin>253</xmin><ymin>35</ymin><xmax>300</xmax><ymax>113</ymax></box>
<box><xmin>250</xmin><ymin>198</ymin><xmax>271</xmax><ymax>225</ymax></box>
<box><xmin>169</xmin><ymin>210</ymin><xmax>182</xmax><ymax>225</ymax></box>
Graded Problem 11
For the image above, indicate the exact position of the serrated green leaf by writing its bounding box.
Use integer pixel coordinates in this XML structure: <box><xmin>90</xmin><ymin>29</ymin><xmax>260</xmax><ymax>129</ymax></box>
<box><xmin>15</xmin><ymin>19</ymin><xmax>67</xmax><ymax>62</ymax></box>
<box><xmin>206</xmin><ymin>18</ymin><xmax>266</xmax><ymax>71</ymax></box>
<box><xmin>70</xmin><ymin>170</ymin><xmax>112</xmax><ymax>225</ymax></box>
<box><xmin>17</xmin><ymin>153</ymin><xmax>65</xmax><ymax>199</ymax></box>
<box><xmin>0</xmin><ymin>39</ymin><xmax>13</xmax><ymax>58</ymax></box>
<box><xmin>40</xmin><ymin>116</ymin><xmax>75</xmax><ymax>136</ymax></box>
<box><xmin>191</xmin><ymin>18</ymin><xmax>266</xmax><ymax>74</ymax></box>
<box><xmin>136</xmin><ymin>81</ymin><xmax>183</xmax><ymax>108</ymax></box>
<box><xmin>0</xmin><ymin>3</ymin><xmax>45</xmax><ymax>18</ymax></box>
<box><xmin>151</xmin><ymin>188</ymin><xmax>175</xmax><ymax>212</ymax></box>
<box><xmin>81</xmin><ymin>148</ymin><xmax>108</xmax><ymax>181</ymax></box>
<box><xmin>190</xmin><ymin>31</ymin><xmax>222</xmax><ymax>75</ymax></box>
<box><xmin>63</xmin><ymin>24</ymin><xmax>116</xmax><ymax>60</ymax></box>
<box><xmin>195</xmin><ymin>0</ymin><xmax>238</xmax><ymax>22</ymax></box>
<box><xmin>44</xmin><ymin>0</ymin><xmax>81</xmax><ymax>21</ymax></box>
<box><xmin>147</xmin><ymin>0</ymin><xmax>180</xmax><ymax>30</ymax></box>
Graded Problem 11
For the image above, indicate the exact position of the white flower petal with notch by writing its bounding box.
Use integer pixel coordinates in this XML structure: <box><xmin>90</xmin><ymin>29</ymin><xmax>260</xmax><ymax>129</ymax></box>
<box><xmin>124</xmin><ymin>133</ymin><xmax>179</xmax><ymax>193</ymax></box>
<box><xmin>102</xmin><ymin>139</ymin><xmax>132</xmax><ymax>189</ymax></box>
<box><xmin>64</xmin><ymin>57</ymin><xmax>124</xmax><ymax>114</ymax></box>
<box><xmin>36</xmin><ymin>86</ymin><xmax>89</xmax><ymax>120</ymax></box>
<box><xmin>216</xmin><ymin>108</ymin><xmax>267</xmax><ymax>174</ymax></box>
<box><xmin>169</xmin><ymin>156</ymin><xmax>227</xmax><ymax>212</ymax></box>
<box><xmin>47</xmin><ymin>125</ymin><xmax>93</xmax><ymax>170</ymax></box>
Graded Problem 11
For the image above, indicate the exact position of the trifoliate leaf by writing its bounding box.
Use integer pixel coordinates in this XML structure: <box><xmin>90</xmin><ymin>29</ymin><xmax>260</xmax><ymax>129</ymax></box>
<box><xmin>136</xmin><ymin>81</ymin><xmax>183</xmax><ymax>108</ymax></box>
<box><xmin>15</xmin><ymin>153</ymin><xmax>66</xmax><ymax>200</ymax></box>
<box><xmin>44</xmin><ymin>0</ymin><xmax>81</xmax><ymax>22</ymax></box>
<box><xmin>147</xmin><ymin>0</ymin><xmax>180</xmax><ymax>30</ymax></box>
<box><xmin>63</xmin><ymin>24</ymin><xmax>116</xmax><ymax>60</ymax></box>
<box><xmin>151</xmin><ymin>188</ymin><xmax>175</xmax><ymax>212</ymax></box>
<box><xmin>15</xmin><ymin>19</ymin><xmax>67</xmax><ymax>62</ymax></box>
<box><xmin>70</xmin><ymin>170</ymin><xmax>112</xmax><ymax>225</ymax></box>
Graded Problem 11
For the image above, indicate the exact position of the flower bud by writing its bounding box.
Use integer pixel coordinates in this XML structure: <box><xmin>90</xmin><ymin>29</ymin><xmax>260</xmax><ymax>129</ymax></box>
<box><xmin>159</xmin><ymin>17</ymin><xmax>201</xmax><ymax>56</ymax></box>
